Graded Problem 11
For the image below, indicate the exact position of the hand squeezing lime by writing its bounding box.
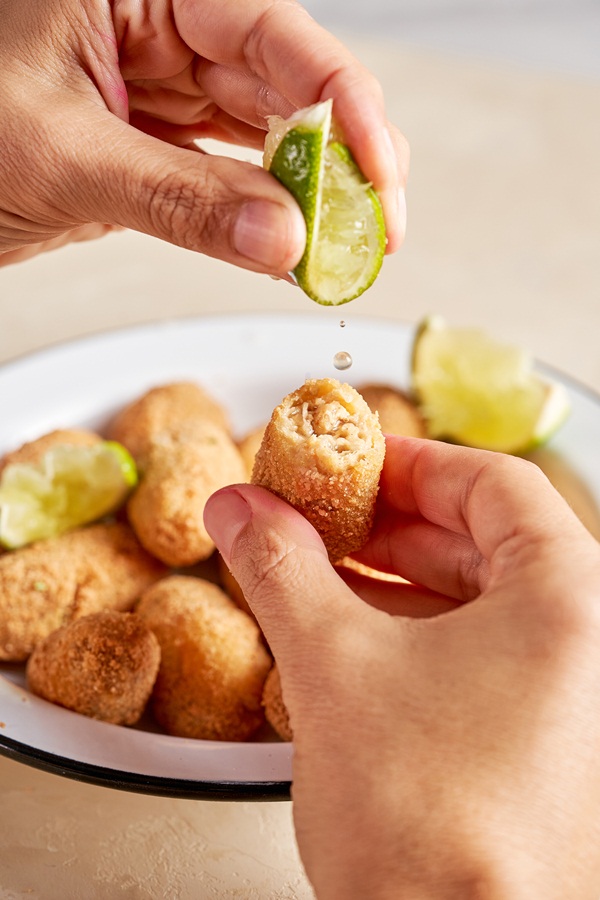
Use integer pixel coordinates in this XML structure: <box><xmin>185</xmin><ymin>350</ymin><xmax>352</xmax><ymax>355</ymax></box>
<box><xmin>0</xmin><ymin>441</ymin><xmax>137</xmax><ymax>549</ymax></box>
<box><xmin>264</xmin><ymin>99</ymin><xmax>386</xmax><ymax>306</ymax></box>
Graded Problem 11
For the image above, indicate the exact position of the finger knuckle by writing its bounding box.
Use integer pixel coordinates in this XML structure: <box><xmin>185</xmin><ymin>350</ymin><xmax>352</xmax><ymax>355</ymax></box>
<box><xmin>145</xmin><ymin>166</ymin><xmax>218</xmax><ymax>249</ymax></box>
<box><xmin>233</xmin><ymin>525</ymin><xmax>303</xmax><ymax>602</ymax></box>
<box><xmin>456</xmin><ymin>544</ymin><xmax>486</xmax><ymax>600</ymax></box>
<box><xmin>244</xmin><ymin>1</ymin><xmax>302</xmax><ymax>82</ymax></box>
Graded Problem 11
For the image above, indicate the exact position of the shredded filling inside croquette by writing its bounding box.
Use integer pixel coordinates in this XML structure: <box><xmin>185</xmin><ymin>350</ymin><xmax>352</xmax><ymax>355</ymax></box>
<box><xmin>290</xmin><ymin>395</ymin><xmax>370</xmax><ymax>454</ymax></box>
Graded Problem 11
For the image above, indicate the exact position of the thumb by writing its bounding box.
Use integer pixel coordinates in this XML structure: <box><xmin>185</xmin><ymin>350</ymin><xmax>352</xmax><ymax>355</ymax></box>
<box><xmin>51</xmin><ymin>108</ymin><xmax>307</xmax><ymax>275</ymax></box>
<box><xmin>204</xmin><ymin>484</ymin><xmax>360</xmax><ymax>672</ymax></box>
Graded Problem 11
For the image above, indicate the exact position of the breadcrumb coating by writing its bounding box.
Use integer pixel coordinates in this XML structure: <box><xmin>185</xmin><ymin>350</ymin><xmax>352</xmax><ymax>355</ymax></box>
<box><xmin>107</xmin><ymin>381</ymin><xmax>230</xmax><ymax>462</ymax></box>
<box><xmin>359</xmin><ymin>384</ymin><xmax>427</xmax><ymax>438</ymax></box>
<box><xmin>0</xmin><ymin>429</ymin><xmax>101</xmax><ymax>475</ymax></box>
<box><xmin>26</xmin><ymin>611</ymin><xmax>160</xmax><ymax>725</ymax></box>
<box><xmin>251</xmin><ymin>378</ymin><xmax>385</xmax><ymax>562</ymax></box>
<box><xmin>127</xmin><ymin>422</ymin><xmax>246</xmax><ymax>567</ymax></box>
<box><xmin>262</xmin><ymin>665</ymin><xmax>292</xmax><ymax>742</ymax></box>
<box><xmin>136</xmin><ymin>575</ymin><xmax>272</xmax><ymax>741</ymax></box>
<box><xmin>0</xmin><ymin>522</ymin><xmax>165</xmax><ymax>662</ymax></box>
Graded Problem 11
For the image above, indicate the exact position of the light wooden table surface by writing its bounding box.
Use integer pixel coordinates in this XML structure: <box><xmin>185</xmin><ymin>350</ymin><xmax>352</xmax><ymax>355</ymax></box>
<box><xmin>0</xmin><ymin>22</ymin><xmax>599</xmax><ymax>900</ymax></box>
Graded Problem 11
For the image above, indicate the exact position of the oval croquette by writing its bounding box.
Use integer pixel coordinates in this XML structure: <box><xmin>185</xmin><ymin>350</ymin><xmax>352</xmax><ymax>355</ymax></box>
<box><xmin>0</xmin><ymin>522</ymin><xmax>165</xmax><ymax>662</ymax></box>
<box><xmin>136</xmin><ymin>576</ymin><xmax>272</xmax><ymax>741</ymax></box>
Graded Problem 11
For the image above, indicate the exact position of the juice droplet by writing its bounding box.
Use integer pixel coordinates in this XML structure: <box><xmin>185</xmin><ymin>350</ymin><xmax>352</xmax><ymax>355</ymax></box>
<box><xmin>339</xmin><ymin>320</ymin><xmax>346</xmax><ymax>328</ymax></box>
<box><xmin>333</xmin><ymin>350</ymin><xmax>353</xmax><ymax>371</ymax></box>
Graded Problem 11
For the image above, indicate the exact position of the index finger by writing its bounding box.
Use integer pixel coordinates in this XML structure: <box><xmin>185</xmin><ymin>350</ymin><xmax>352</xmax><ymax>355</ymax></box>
<box><xmin>175</xmin><ymin>0</ymin><xmax>407</xmax><ymax>249</ymax></box>
<box><xmin>379</xmin><ymin>436</ymin><xmax>583</xmax><ymax>561</ymax></box>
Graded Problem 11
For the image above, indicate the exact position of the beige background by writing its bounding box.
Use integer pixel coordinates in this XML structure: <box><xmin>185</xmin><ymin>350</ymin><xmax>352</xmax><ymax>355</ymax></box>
<box><xmin>1</xmin><ymin>42</ymin><xmax>599</xmax><ymax>393</ymax></box>
<box><xmin>0</xmin><ymin>32</ymin><xmax>599</xmax><ymax>900</ymax></box>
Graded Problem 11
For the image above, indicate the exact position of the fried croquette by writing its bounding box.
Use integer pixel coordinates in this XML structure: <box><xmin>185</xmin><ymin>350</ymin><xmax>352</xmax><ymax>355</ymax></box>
<box><xmin>358</xmin><ymin>384</ymin><xmax>427</xmax><ymax>438</ymax></box>
<box><xmin>237</xmin><ymin>424</ymin><xmax>266</xmax><ymax>481</ymax></box>
<box><xmin>251</xmin><ymin>378</ymin><xmax>385</xmax><ymax>562</ymax></box>
<box><xmin>0</xmin><ymin>428</ymin><xmax>101</xmax><ymax>475</ymax></box>
<box><xmin>107</xmin><ymin>381</ymin><xmax>230</xmax><ymax>462</ymax></box>
<box><xmin>127</xmin><ymin>422</ymin><xmax>246</xmax><ymax>567</ymax></box>
<box><xmin>0</xmin><ymin>522</ymin><xmax>165</xmax><ymax>662</ymax></box>
<box><xmin>136</xmin><ymin>575</ymin><xmax>272</xmax><ymax>741</ymax></box>
<box><xmin>26</xmin><ymin>610</ymin><xmax>160</xmax><ymax>725</ymax></box>
<box><xmin>262</xmin><ymin>665</ymin><xmax>292</xmax><ymax>742</ymax></box>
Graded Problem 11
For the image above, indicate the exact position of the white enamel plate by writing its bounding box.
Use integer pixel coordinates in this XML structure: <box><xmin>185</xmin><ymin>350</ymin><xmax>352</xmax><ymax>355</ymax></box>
<box><xmin>0</xmin><ymin>314</ymin><xmax>599</xmax><ymax>799</ymax></box>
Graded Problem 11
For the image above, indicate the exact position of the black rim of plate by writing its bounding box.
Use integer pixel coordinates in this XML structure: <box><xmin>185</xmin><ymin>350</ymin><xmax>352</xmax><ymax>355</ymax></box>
<box><xmin>0</xmin><ymin>734</ymin><xmax>291</xmax><ymax>801</ymax></box>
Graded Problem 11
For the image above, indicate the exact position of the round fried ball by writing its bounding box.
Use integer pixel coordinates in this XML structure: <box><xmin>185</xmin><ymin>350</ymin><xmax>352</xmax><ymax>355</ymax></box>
<box><xmin>26</xmin><ymin>610</ymin><xmax>161</xmax><ymax>725</ymax></box>
<box><xmin>136</xmin><ymin>575</ymin><xmax>272</xmax><ymax>741</ymax></box>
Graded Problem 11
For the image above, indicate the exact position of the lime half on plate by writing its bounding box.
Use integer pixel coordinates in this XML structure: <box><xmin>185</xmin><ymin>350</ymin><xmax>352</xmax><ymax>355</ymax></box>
<box><xmin>0</xmin><ymin>441</ymin><xmax>137</xmax><ymax>549</ymax></box>
<box><xmin>411</xmin><ymin>316</ymin><xmax>571</xmax><ymax>454</ymax></box>
<box><xmin>264</xmin><ymin>99</ymin><xmax>386</xmax><ymax>306</ymax></box>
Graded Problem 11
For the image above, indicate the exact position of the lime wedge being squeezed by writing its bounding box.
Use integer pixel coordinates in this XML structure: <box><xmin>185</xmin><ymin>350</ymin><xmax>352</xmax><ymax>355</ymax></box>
<box><xmin>411</xmin><ymin>316</ymin><xmax>571</xmax><ymax>454</ymax></box>
<box><xmin>264</xmin><ymin>99</ymin><xmax>386</xmax><ymax>306</ymax></box>
<box><xmin>0</xmin><ymin>441</ymin><xmax>137</xmax><ymax>549</ymax></box>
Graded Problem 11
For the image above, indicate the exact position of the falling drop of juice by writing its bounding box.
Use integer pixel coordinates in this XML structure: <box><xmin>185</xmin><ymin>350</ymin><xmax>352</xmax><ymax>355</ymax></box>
<box><xmin>333</xmin><ymin>350</ymin><xmax>353</xmax><ymax>371</ymax></box>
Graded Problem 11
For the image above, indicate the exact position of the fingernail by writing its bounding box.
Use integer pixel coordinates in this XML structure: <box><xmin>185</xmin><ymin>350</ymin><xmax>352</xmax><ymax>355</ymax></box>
<box><xmin>204</xmin><ymin>487</ymin><xmax>251</xmax><ymax>568</ymax></box>
<box><xmin>234</xmin><ymin>200</ymin><xmax>304</xmax><ymax>269</ymax></box>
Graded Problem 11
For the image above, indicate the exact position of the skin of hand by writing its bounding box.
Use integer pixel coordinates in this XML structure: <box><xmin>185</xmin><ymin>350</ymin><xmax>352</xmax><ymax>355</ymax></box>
<box><xmin>204</xmin><ymin>436</ymin><xmax>600</xmax><ymax>900</ymax></box>
<box><xmin>0</xmin><ymin>0</ymin><xmax>408</xmax><ymax>270</ymax></box>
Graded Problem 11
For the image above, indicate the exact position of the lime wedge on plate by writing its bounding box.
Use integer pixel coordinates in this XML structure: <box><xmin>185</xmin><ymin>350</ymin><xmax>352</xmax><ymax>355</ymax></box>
<box><xmin>411</xmin><ymin>316</ymin><xmax>570</xmax><ymax>454</ymax></box>
<box><xmin>0</xmin><ymin>441</ymin><xmax>137</xmax><ymax>549</ymax></box>
<box><xmin>264</xmin><ymin>99</ymin><xmax>386</xmax><ymax>306</ymax></box>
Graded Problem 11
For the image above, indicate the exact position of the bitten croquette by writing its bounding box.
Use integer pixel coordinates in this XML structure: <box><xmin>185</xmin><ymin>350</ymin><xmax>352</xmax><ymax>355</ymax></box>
<box><xmin>0</xmin><ymin>522</ymin><xmax>165</xmax><ymax>662</ymax></box>
<box><xmin>251</xmin><ymin>378</ymin><xmax>385</xmax><ymax>562</ymax></box>
<box><xmin>136</xmin><ymin>575</ymin><xmax>272</xmax><ymax>741</ymax></box>
<box><xmin>26</xmin><ymin>610</ymin><xmax>160</xmax><ymax>725</ymax></box>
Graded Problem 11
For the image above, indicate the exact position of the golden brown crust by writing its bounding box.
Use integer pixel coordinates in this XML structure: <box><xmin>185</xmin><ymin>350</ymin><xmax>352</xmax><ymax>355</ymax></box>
<box><xmin>136</xmin><ymin>575</ymin><xmax>272</xmax><ymax>741</ymax></box>
<box><xmin>0</xmin><ymin>522</ymin><xmax>165</xmax><ymax>662</ymax></box>
<box><xmin>0</xmin><ymin>429</ymin><xmax>102</xmax><ymax>475</ymax></box>
<box><xmin>107</xmin><ymin>381</ymin><xmax>230</xmax><ymax>462</ymax></box>
<box><xmin>26</xmin><ymin>611</ymin><xmax>160</xmax><ymax>725</ymax></box>
<box><xmin>237</xmin><ymin>424</ymin><xmax>266</xmax><ymax>481</ymax></box>
<box><xmin>127</xmin><ymin>422</ymin><xmax>246</xmax><ymax>567</ymax></box>
<box><xmin>262</xmin><ymin>665</ymin><xmax>292</xmax><ymax>742</ymax></box>
<box><xmin>251</xmin><ymin>378</ymin><xmax>385</xmax><ymax>562</ymax></box>
<box><xmin>358</xmin><ymin>384</ymin><xmax>427</xmax><ymax>438</ymax></box>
